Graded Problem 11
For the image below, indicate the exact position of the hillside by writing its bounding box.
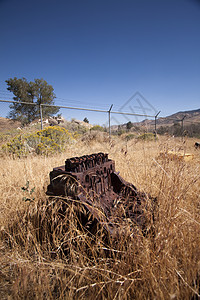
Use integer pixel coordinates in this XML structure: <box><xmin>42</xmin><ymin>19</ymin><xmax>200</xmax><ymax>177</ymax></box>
<box><xmin>156</xmin><ymin>108</ymin><xmax>200</xmax><ymax>127</ymax></box>
<box><xmin>0</xmin><ymin>117</ymin><xmax>21</xmax><ymax>132</ymax></box>
<box><xmin>111</xmin><ymin>108</ymin><xmax>200</xmax><ymax>131</ymax></box>
<box><xmin>0</xmin><ymin>116</ymin><xmax>93</xmax><ymax>133</ymax></box>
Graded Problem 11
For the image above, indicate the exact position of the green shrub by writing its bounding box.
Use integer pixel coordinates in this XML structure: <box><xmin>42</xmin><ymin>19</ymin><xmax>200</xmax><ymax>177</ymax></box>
<box><xmin>137</xmin><ymin>132</ymin><xmax>156</xmax><ymax>141</ymax></box>
<box><xmin>61</xmin><ymin>121</ymin><xmax>88</xmax><ymax>134</ymax></box>
<box><xmin>90</xmin><ymin>125</ymin><xmax>105</xmax><ymax>132</ymax></box>
<box><xmin>117</xmin><ymin>129</ymin><xmax>125</xmax><ymax>136</ymax></box>
<box><xmin>2</xmin><ymin>126</ymin><xmax>74</xmax><ymax>157</ymax></box>
<box><xmin>125</xmin><ymin>133</ymin><xmax>135</xmax><ymax>141</ymax></box>
<box><xmin>81</xmin><ymin>131</ymin><xmax>109</xmax><ymax>143</ymax></box>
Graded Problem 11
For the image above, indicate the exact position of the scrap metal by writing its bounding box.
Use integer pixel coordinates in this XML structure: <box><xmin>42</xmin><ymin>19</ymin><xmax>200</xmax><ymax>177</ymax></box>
<box><xmin>47</xmin><ymin>153</ymin><xmax>154</xmax><ymax>235</ymax></box>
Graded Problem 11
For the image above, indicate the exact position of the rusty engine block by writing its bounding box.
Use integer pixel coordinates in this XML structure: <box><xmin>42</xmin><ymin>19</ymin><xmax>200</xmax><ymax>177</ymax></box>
<box><xmin>46</xmin><ymin>153</ymin><xmax>154</xmax><ymax>235</ymax></box>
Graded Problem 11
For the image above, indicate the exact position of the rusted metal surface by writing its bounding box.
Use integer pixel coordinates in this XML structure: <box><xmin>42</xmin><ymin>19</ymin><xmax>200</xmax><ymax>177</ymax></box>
<box><xmin>47</xmin><ymin>153</ymin><xmax>154</xmax><ymax>235</ymax></box>
<box><xmin>195</xmin><ymin>142</ymin><xmax>200</xmax><ymax>149</ymax></box>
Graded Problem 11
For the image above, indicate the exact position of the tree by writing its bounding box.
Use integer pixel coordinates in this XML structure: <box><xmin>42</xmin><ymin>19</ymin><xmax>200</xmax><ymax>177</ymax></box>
<box><xmin>83</xmin><ymin>117</ymin><xmax>89</xmax><ymax>123</ymax></box>
<box><xmin>126</xmin><ymin>121</ymin><xmax>133</xmax><ymax>130</ymax></box>
<box><xmin>6</xmin><ymin>77</ymin><xmax>59</xmax><ymax>124</ymax></box>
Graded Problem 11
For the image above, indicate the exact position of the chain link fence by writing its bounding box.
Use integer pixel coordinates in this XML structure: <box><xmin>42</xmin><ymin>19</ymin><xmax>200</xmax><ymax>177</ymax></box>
<box><xmin>2</xmin><ymin>98</ymin><xmax>199</xmax><ymax>138</ymax></box>
<box><xmin>0</xmin><ymin>99</ymin><xmax>158</xmax><ymax>138</ymax></box>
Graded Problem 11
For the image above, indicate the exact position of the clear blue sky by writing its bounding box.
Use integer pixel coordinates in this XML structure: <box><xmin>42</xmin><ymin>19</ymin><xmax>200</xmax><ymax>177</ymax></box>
<box><xmin>0</xmin><ymin>0</ymin><xmax>200</xmax><ymax>125</ymax></box>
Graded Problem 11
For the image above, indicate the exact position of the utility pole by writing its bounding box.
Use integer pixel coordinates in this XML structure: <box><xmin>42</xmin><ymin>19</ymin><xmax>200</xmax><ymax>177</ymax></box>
<box><xmin>108</xmin><ymin>104</ymin><xmax>113</xmax><ymax>142</ymax></box>
<box><xmin>154</xmin><ymin>111</ymin><xmax>161</xmax><ymax>140</ymax></box>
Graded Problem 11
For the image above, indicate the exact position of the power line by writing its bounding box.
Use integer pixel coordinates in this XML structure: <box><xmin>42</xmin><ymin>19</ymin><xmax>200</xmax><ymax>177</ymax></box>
<box><xmin>0</xmin><ymin>99</ymin><xmax>156</xmax><ymax>118</ymax></box>
<box><xmin>54</xmin><ymin>97</ymin><xmax>112</xmax><ymax>110</ymax></box>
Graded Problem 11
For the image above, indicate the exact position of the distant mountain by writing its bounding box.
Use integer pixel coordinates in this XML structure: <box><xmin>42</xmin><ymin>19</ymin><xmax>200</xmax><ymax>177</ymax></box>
<box><xmin>111</xmin><ymin>108</ymin><xmax>200</xmax><ymax>131</ymax></box>
<box><xmin>156</xmin><ymin>108</ymin><xmax>200</xmax><ymax>127</ymax></box>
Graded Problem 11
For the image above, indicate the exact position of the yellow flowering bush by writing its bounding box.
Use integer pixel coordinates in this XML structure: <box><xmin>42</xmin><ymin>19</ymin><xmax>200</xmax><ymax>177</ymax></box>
<box><xmin>2</xmin><ymin>126</ymin><xmax>74</xmax><ymax>157</ymax></box>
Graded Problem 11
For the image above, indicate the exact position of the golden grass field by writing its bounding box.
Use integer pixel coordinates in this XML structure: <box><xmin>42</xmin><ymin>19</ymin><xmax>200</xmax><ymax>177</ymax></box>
<box><xmin>0</xmin><ymin>135</ymin><xmax>200</xmax><ymax>299</ymax></box>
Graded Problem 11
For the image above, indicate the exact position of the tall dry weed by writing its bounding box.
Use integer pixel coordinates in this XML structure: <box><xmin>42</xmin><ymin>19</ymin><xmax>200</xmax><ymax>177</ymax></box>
<box><xmin>0</xmin><ymin>136</ymin><xmax>200</xmax><ymax>299</ymax></box>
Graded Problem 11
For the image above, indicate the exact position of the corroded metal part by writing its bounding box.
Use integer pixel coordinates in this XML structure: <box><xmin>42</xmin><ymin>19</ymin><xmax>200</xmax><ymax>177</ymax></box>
<box><xmin>46</xmin><ymin>153</ymin><xmax>154</xmax><ymax>235</ymax></box>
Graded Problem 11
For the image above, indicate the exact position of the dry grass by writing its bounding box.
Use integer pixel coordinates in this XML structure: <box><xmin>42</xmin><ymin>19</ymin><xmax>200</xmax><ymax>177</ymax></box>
<box><xmin>0</xmin><ymin>135</ymin><xmax>200</xmax><ymax>299</ymax></box>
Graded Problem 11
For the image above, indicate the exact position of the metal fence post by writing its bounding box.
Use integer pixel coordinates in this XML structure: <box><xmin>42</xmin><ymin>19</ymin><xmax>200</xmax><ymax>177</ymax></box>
<box><xmin>154</xmin><ymin>111</ymin><xmax>161</xmax><ymax>140</ymax></box>
<box><xmin>40</xmin><ymin>104</ymin><xmax>43</xmax><ymax>130</ymax></box>
<box><xmin>181</xmin><ymin>115</ymin><xmax>186</xmax><ymax>141</ymax></box>
<box><xmin>108</xmin><ymin>104</ymin><xmax>113</xmax><ymax>142</ymax></box>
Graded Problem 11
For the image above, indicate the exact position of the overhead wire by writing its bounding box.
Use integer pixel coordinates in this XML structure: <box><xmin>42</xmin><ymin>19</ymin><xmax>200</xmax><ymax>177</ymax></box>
<box><xmin>0</xmin><ymin>93</ymin><xmax>199</xmax><ymax>122</ymax></box>
<box><xmin>54</xmin><ymin>97</ymin><xmax>112</xmax><ymax>110</ymax></box>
